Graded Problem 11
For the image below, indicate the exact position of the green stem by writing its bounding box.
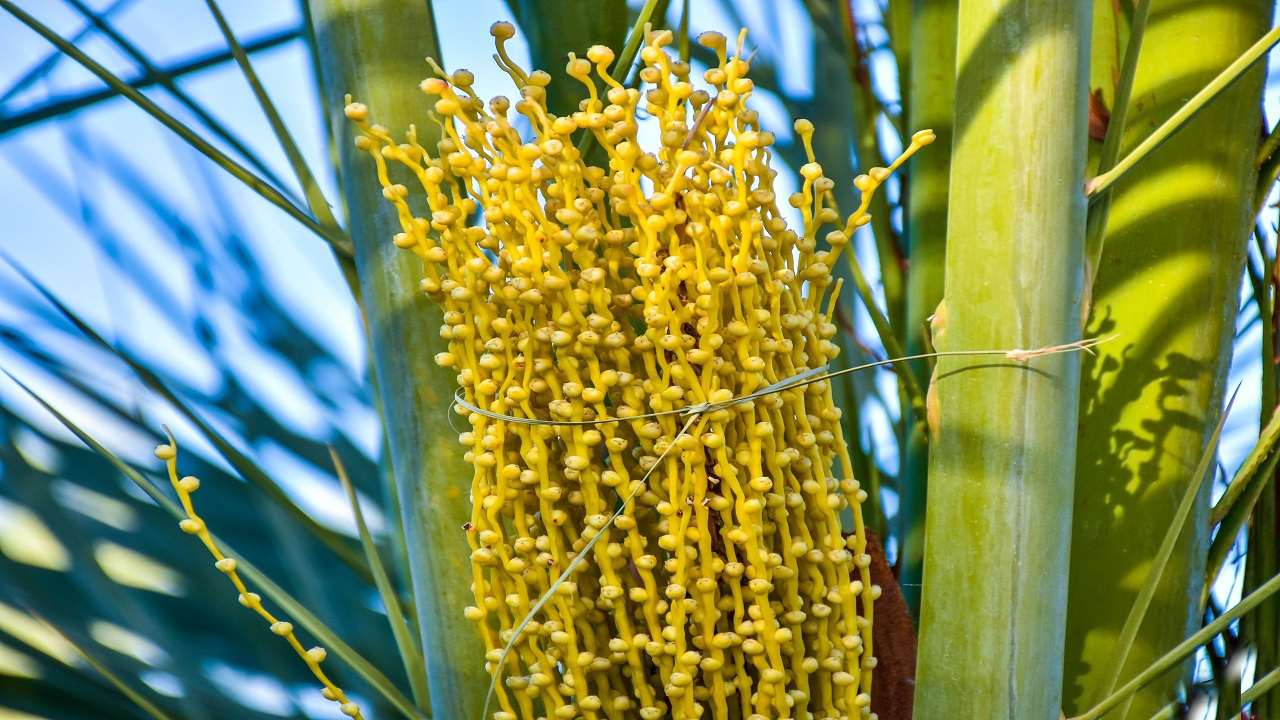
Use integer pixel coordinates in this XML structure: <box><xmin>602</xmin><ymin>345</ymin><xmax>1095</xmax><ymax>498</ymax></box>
<box><xmin>1064</xmin><ymin>3</ymin><xmax>1271</xmax><ymax>715</ymax></box>
<box><xmin>1247</xmin><ymin>479</ymin><xmax>1279</xmax><ymax>718</ymax></box>
<box><xmin>847</xmin><ymin>254</ymin><xmax>927</xmax><ymax>425</ymax></box>
<box><xmin>1141</xmin><ymin>666</ymin><xmax>1280</xmax><ymax>720</ymax></box>
<box><xmin>202</xmin><ymin>0</ymin><xmax>344</xmax><ymax>237</ymax></box>
<box><xmin>899</xmin><ymin>0</ymin><xmax>956</xmax><ymax>619</ymax></box>
<box><xmin>202</xmin><ymin>0</ymin><xmax>361</xmax><ymax>298</ymax></box>
<box><xmin>1083</xmin><ymin>0</ymin><xmax>1148</xmax><ymax>287</ymax></box>
<box><xmin>913</xmin><ymin>1</ymin><xmax>1091</xmax><ymax>717</ymax></box>
<box><xmin>1203</xmin><ymin>448</ymin><xmax>1280</xmax><ymax>608</ymax></box>
<box><xmin>1091</xmin><ymin>390</ymin><xmax>1236</xmax><ymax>705</ymax></box>
<box><xmin>1247</xmin><ymin>666</ymin><xmax>1280</xmax><ymax>705</ymax></box>
<box><xmin>307</xmin><ymin>1</ymin><xmax>488</xmax><ymax>717</ymax></box>
<box><xmin>1255</xmin><ymin>123</ymin><xmax>1280</xmax><ymax>216</ymax></box>
<box><xmin>333</xmin><ymin>449</ymin><xmax>431</xmax><ymax>712</ymax></box>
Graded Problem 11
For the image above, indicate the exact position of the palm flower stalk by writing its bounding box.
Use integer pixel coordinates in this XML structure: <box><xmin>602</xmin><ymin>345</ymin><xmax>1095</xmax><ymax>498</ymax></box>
<box><xmin>913</xmin><ymin>0</ymin><xmax>1091</xmax><ymax>717</ymax></box>
<box><xmin>346</xmin><ymin>24</ymin><xmax>931</xmax><ymax>720</ymax></box>
<box><xmin>152</xmin><ymin>434</ymin><xmax>364</xmax><ymax>720</ymax></box>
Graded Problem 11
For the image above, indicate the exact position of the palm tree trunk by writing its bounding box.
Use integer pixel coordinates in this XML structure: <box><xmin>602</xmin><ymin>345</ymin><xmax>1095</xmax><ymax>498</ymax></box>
<box><xmin>1062</xmin><ymin>2</ymin><xmax>1270</xmax><ymax>717</ymax></box>
<box><xmin>307</xmin><ymin>1</ymin><xmax>488</xmax><ymax>717</ymax></box>
<box><xmin>913</xmin><ymin>1</ymin><xmax>1091</xmax><ymax>717</ymax></box>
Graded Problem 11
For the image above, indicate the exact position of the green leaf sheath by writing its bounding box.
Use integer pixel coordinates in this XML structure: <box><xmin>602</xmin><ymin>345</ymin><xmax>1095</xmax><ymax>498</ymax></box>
<box><xmin>508</xmin><ymin>0</ymin><xmax>628</xmax><ymax>117</ymax></box>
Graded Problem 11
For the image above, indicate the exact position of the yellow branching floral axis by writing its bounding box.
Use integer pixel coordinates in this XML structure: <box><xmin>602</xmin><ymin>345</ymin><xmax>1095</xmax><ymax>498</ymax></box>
<box><xmin>153</xmin><ymin>434</ymin><xmax>364</xmax><ymax>720</ymax></box>
<box><xmin>349</xmin><ymin>24</ymin><xmax>931</xmax><ymax>720</ymax></box>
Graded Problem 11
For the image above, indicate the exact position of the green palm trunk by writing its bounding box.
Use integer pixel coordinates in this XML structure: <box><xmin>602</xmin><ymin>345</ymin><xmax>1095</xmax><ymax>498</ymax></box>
<box><xmin>307</xmin><ymin>1</ymin><xmax>488</xmax><ymax>717</ymax></box>
<box><xmin>1062</xmin><ymin>2</ymin><xmax>1270</xmax><ymax>717</ymax></box>
<box><xmin>913</xmin><ymin>1</ymin><xmax>1091</xmax><ymax>717</ymax></box>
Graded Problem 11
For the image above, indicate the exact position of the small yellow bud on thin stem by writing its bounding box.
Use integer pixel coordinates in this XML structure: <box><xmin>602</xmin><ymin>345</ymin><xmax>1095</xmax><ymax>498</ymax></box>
<box><xmin>155</xmin><ymin>431</ymin><xmax>364</xmax><ymax>720</ymax></box>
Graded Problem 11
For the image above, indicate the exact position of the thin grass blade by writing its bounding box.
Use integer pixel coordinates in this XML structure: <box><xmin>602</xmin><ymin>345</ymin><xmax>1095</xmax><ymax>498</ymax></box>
<box><xmin>846</xmin><ymin>252</ymin><xmax>927</xmax><ymax>424</ymax></box>
<box><xmin>0</xmin><ymin>28</ymin><xmax>300</xmax><ymax>135</ymax></box>
<box><xmin>63</xmin><ymin>0</ymin><xmax>296</xmax><ymax>195</ymax></box>
<box><xmin>1203</xmin><ymin>448</ymin><xmax>1280</xmax><ymax>609</ymax></box>
<box><xmin>1</xmin><ymin>256</ymin><xmax>373</xmax><ymax>582</ymax></box>
<box><xmin>1246</xmin><ymin>667</ymin><xmax>1280</xmax><ymax>705</ymax></box>
<box><xmin>28</xmin><ymin>614</ymin><xmax>178</xmax><ymax>720</ymax></box>
<box><xmin>1084</xmin><ymin>0</ymin><xmax>1149</xmax><ymax>284</ymax></box>
<box><xmin>0</xmin><ymin>0</ymin><xmax>349</xmax><ymax>253</ymax></box>
<box><xmin>201</xmin><ymin>0</ymin><xmax>344</xmax><ymax>238</ymax></box>
<box><xmin>1087</xmin><ymin>22</ymin><xmax>1280</xmax><ymax>198</ymax></box>
<box><xmin>1212</xmin><ymin>405</ymin><xmax>1280</xmax><ymax>526</ymax></box>
<box><xmin>0</xmin><ymin>0</ymin><xmax>135</xmax><ymax>103</ymax></box>
<box><xmin>331</xmin><ymin>447</ymin><xmax>431</xmax><ymax>712</ymax></box>
<box><xmin>1073</xmin><ymin>571</ymin><xmax>1280</xmax><ymax>720</ymax></box>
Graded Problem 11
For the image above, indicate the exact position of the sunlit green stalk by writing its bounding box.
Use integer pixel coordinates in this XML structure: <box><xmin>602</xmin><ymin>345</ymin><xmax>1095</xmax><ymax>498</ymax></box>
<box><xmin>1091</xmin><ymin>391</ymin><xmax>1235</xmax><ymax>707</ymax></box>
<box><xmin>913</xmin><ymin>1</ymin><xmax>1091</xmax><ymax>717</ymax></box>
<box><xmin>1063</xmin><ymin>3</ymin><xmax>1270</xmax><ymax>717</ymax></box>
<box><xmin>307</xmin><ymin>1</ymin><xmax>487</xmax><ymax>717</ymax></box>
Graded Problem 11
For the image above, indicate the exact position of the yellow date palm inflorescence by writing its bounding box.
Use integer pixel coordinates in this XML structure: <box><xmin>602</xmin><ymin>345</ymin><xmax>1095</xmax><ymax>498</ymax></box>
<box><xmin>348</xmin><ymin>23</ymin><xmax>931</xmax><ymax>720</ymax></box>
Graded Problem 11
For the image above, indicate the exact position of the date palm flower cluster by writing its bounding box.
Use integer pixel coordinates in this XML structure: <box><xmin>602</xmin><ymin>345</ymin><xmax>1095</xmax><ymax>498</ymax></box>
<box><xmin>346</xmin><ymin>23</ymin><xmax>931</xmax><ymax>720</ymax></box>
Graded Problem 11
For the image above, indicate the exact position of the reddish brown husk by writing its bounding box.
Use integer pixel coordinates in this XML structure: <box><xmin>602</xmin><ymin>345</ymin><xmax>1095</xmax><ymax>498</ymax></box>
<box><xmin>866</xmin><ymin>529</ymin><xmax>915</xmax><ymax>720</ymax></box>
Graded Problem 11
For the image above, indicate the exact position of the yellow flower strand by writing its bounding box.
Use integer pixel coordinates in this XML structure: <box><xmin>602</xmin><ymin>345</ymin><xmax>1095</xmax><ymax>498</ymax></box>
<box><xmin>349</xmin><ymin>23</ymin><xmax>933</xmax><ymax>720</ymax></box>
<box><xmin>153</xmin><ymin>431</ymin><xmax>364</xmax><ymax>720</ymax></box>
